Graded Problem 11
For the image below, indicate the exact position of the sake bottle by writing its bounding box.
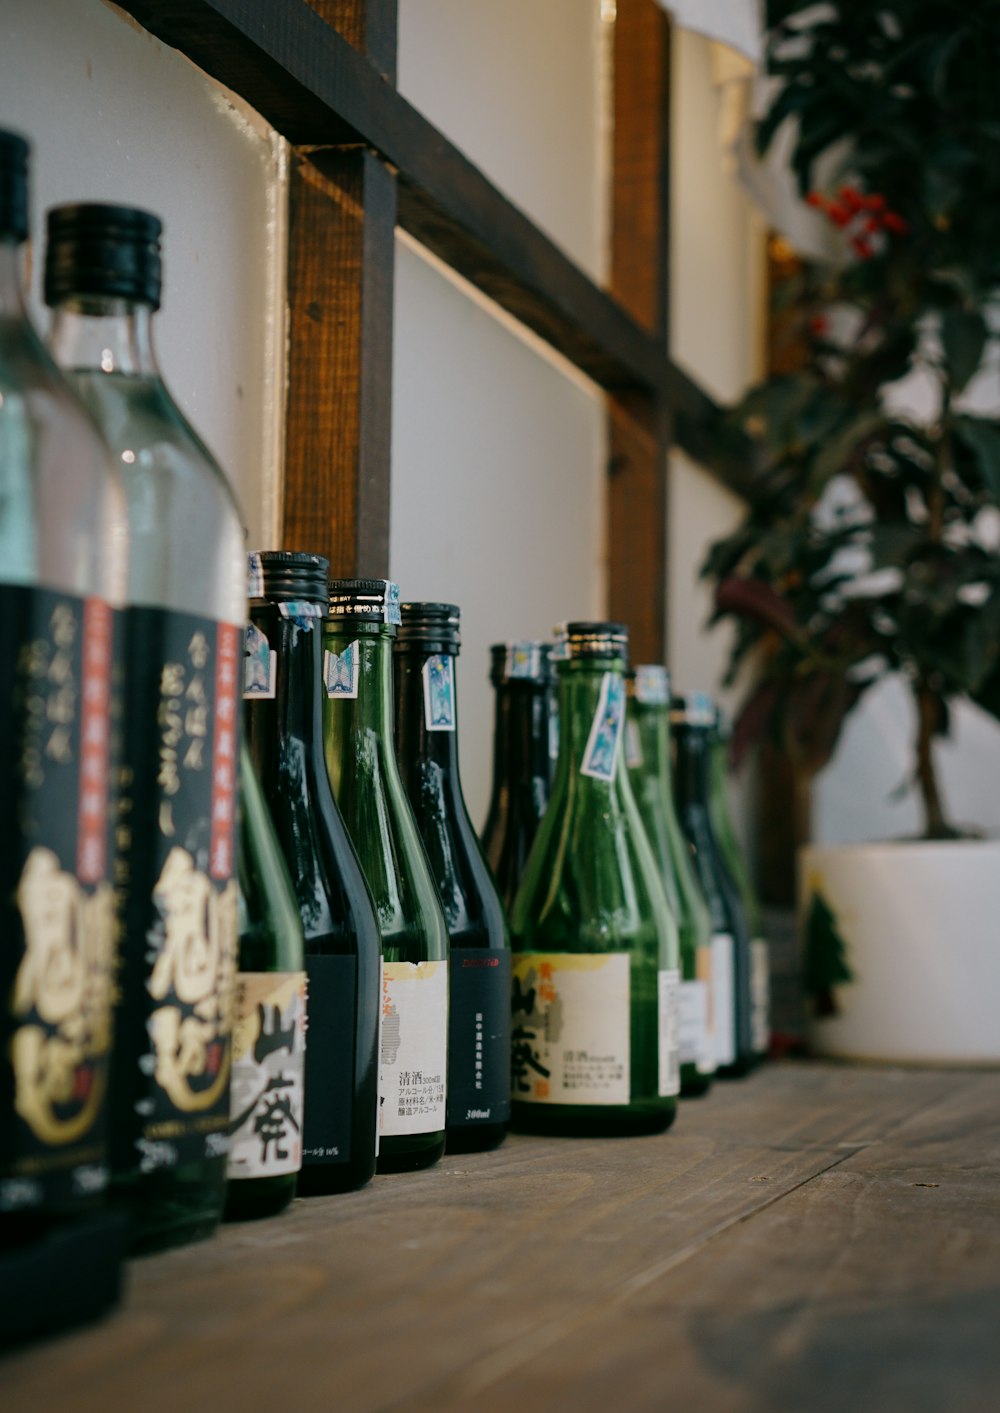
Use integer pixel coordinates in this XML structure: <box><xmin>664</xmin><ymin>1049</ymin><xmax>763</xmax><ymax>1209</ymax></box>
<box><xmin>394</xmin><ymin>603</ymin><xmax>510</xmax><ymax>1153</ymax></box>
<box><xmin>672</xmin><ymin>693</ymin><xmax>753</xmax><ymax>1078</ymax></box>
<box><xmin>481</xmin><ymin>642</ymin><xmax>555</xmax><ymax>909</ymax></box>
<box><xmin>243</xmin><ymin>552</ymin><xmax>381</xmax><ymax>1195</ymax></box>
<box><xmin>225</xmin><ymin>743</ymin><xmax>306</xmax><ymax>1221</ymax></box>
<box><xmin>324</xmin><ymin>580</ymin><xmax>449</xmax><ymax>1173</ymax></box>
<box><xmin>1</xmin><ymin>132</ymin><xmax>127</xmax><ymax>1237</ymax></box>
<box><xmin>46</xmin><ymin>202</ymin><xmax>242</xmax><ymax>1251</ymax></box>
<box><xmin>510</xmin><ymin>623</ymin><xmax>680</xmax><ymax>1136</ymax></box>
<box><xmin>708</xmin><ymin>711</ymin><xmax>770</xmax><ymax>1062</ymax></box>
<box><xmin>626</xmin><ymin>666</ymin><xmax>714</xmax><ymax>1097</ymax></box>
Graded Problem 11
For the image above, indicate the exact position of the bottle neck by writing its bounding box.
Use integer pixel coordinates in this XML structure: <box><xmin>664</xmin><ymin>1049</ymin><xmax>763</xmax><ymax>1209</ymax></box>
<box><xmin>493</xmin><ymin>681</ymin><xmax>550</xmax><ymax>793</ymax></box>
<box><xmin>257</xmin><ymin>606</ymin><xmax>326</xmax><ymax>762</ymax></box>
<box><xmin>674</xmin><ymin>725</ymin><xmax>712</xmax><ymax>812</ymax></box>
<box><xmin>326</xmin><ymin>624</ymin><xmax>395</xmax><ymax>737</ymax></box>
<box><xmin>0</xmin><ymin>239</ymin><xmax>26</xmax><ymax>316</ymax></box>
<box><xmin>47</xmin><ymin>294</ymin><xmax>158</xmax><ymax>376</ymax></box>
<box><xmin>555</xmin><ymin>656</ymin><xmax>626</xmax><ymax>784</ymax></box>
<box><xmin>395</xmin><ymin>646</ymin><xmax>462</xmax><ymax>779</ymax></box>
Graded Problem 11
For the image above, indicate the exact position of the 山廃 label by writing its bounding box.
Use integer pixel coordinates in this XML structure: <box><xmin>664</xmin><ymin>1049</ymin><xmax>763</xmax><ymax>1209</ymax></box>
<box><xmin>228</xmin><ymin>971</ymin><xmax>307</xmax><ymax>1180</ymax></box>
<box><xmin>711</xmin><ymin>932</ymin><xmax>736</xmax><ymax>1068</ymax></box>
<box><xmin>580</xmin><ymin>673</ymin><xmax>625</xmax><ymax>784</ymax></box>
<box><xmin>658</xmin><ymin>968</ymin><xmax>681</xmax><ymax>1097</ymax></box>
<box><xmin>0</xmin><ymin>587</ymin><xmax>118</xmax><ymax>1212</ymax></box>
<box><xmin>422</xmin><ymin>654</ymin><xmax>456</xmax><ymax>732</ymax></box>
<box><xmin>379</xmin><ymin>961</ymin><xmax>448</xmax><ymax>1137</ymax></box>
<box><xmin>512</xmin><ymin>952</ymin><xmax>630</xmax><ymax>1105</ymax></box>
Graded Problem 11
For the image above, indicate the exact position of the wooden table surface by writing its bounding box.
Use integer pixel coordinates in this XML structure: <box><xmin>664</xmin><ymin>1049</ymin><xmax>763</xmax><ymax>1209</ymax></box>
<box><xmin>3</xmin><ymin>1060</ymin><xmax>998</xmax><ymax>1413</ymax></box>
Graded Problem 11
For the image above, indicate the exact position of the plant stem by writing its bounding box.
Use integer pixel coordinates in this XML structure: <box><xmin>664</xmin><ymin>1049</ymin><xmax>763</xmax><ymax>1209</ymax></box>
<box><xmin>914</xmin><ymin>680</ymin><xmax>950</xmax><ymax>839</ymax></box>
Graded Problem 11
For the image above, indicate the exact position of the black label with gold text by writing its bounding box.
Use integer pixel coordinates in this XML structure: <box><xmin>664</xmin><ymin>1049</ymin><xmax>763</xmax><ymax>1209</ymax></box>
<box><xmin>0</xmin><ymin>585</ymin><xmax>119</xmax><ymax>1213</ymax></box>
<box><xmin>110</xmin><ymin>606</ymin><xmax>241</xmax><ymax>1176</ymax></box>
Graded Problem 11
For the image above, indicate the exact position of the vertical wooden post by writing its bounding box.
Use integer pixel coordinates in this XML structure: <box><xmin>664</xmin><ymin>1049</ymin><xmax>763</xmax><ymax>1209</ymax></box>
<box><xmin>281</xmin><ymin>2</ymin><xmax>398</xmax><ymax>577</ymax></box>
<box><xmin>608</xmin><ymin>0</ymin><xmax>672</xmax><ymax>665</ymax></box>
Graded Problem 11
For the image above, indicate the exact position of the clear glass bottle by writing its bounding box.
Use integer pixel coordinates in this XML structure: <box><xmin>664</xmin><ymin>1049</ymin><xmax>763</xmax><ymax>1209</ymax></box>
<box><xmin>510</xmin><ymin>623</ymin><xmax>680</xmax><ymax>1137</ymax></box>
<box><xmin>45</xmin><ymin>203</ymin><xmax>244</xmax><ymax>1251</ymax></box>
<box><xmin>394</xmin><ymin>604</ymin><xmax>510</xmax><ymax>1154</ymax></box>
<box><xmin>626</xmin><ymin>666</ymin><xmax>714</xmax><ymax>1097</ymax></box>
<box><xmin>672</xmin><ymin>693</ymin><xmax>753</xmax><ymax>1078</ymax></box>
<box><xmin>324</xmin><ymin>580</ymin><xmax>449</xmax><ymax>1174</ymax></box>
<box><xmin>225</xmin><ymin>742</ymin><xmax>306</xmax><ymax>1221</ymax></box>
<box><xmin>481</xmin><ymin>642</ymin><xmax>555</xmax><ymax>910</ymax></box>
<box><xmin>709</xmin><ymin>711</ymin><xmax>770</xmax><ymax>1062</ymax></box>
<box><xmin>1</xmin><ymin>133</ymin><xmax>127</xmax><ymax>1241</ymax></box>
<box><xmin>243</xmin><ymin>553</ymin><xmax>381</xmax><ymax>1196</ymax></box>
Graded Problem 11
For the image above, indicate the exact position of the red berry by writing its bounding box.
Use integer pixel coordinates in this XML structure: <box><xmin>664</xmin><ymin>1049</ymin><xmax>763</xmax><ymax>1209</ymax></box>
<box><xmin>862</xmin><ymin>193</ymin><xmax>887</xmax><ymax>212</ymax></box>
<box><xmin>829</xmin><ymin>205</ymin><xmax>853</xmax><ymax>228</ymax></box>
<box><xmin>850</xmin><ymin>235</ymin><xmax>875</xmax><ymax>259</ymax></box>
<box><xmin>805</xmin><ymin>191</ymin><xmax>825</xmax><ymax>209</ymax></box>
<box><xmin>838</xmin><ymin>185</ymin><xmax>863</xmax><ymax>213</ymax></box>
<box><xmin>808</xmin><ymin>314</ymin><xmax>829</xmax><ymax>336</ymax></box>
<box><xmin>883</xmin><ymin>211</ymin><xmax>909</xmax><ymax>235</ymax></box>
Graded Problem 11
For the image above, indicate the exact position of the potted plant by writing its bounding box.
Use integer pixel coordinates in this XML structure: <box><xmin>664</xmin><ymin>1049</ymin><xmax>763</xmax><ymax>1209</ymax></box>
<box><xmin>701</xmin><ymin>0</ymin><xmax>1000</xmax><ymax>1062</ymax></box>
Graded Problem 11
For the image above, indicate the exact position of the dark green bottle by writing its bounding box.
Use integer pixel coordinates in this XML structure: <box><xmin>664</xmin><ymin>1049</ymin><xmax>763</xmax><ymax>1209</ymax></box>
<box><xmin>708</xmin><ymin>711</ymin><xmax>769</xmax><ymax>1061</ymax></box>
<box><xmin>244</xmin><ymin>553</ymin><xmax>381</xmax><ymax>1196</ymax></box>
<box><xmin>225</xmin><ymin>743</ymin><xmax>306</xmax><ymax>1221</ymax></box>
<box><xmin>672</xmin><ymin>693</ymin><xmax>753</xmax><ymax>1078</ymax></box>
<box><xmin>626</xmin><ymin>667</ymin><xmax>714</xmax><ymax>1097</ymax></box>
<box><xmin>510</xmin><ymin>623</ymin><xmax>680</xmax><ymax>1137</ymax></box>
<box><xmin>324</xmin><ymin>581</ymin><xmax>449</xmax><ymax>1174</ymax></box>
<box><xmin>481</xmin><ymin>642</ymin><xmax>555</xmax><ymax>909</ymax></box>
<box><xmin>394</xmin><ymin>604</ymin><xmax>511</xmax><ymax>1154</ymax></box>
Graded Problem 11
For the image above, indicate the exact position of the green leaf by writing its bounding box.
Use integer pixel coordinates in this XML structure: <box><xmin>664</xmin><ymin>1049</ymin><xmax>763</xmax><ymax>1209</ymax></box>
<box><xmin>953</xmin><ymin>416</ymin><xmax>1000</xmax><ymax>499</ymax></box>
<box><xmin>941</xmin><ymin>309</ymin><xmax>987</xmax><ymax>392</ymax></box>
<box><xmin>803</xmin><ymin>887</ymin><xmax>854</xmax><ymax>1017</ymax></box>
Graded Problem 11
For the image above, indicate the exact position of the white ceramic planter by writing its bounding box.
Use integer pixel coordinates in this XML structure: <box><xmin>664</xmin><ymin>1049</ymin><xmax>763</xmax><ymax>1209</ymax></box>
<box><xmin>798</xmin><ymin>839</ymin><xmax>1000</xmax><ymax>1063</ymax></box>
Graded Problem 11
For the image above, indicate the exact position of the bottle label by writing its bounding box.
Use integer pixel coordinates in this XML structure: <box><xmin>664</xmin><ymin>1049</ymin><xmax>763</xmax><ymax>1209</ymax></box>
<box><xmin>277</xmin><ymin>600</ymin><xmax>324</xmax><ymax>630</ymax></box>
<box><xmin>678</xmin><ymin>979</ymin><xmax>712</xmax><ymax>1072</ymax></box>
<box><xmin>635</xmin><ymin>666</ymin><xmax>670</xmax><ymax>705</ymax></box>
<box><xmin>379</xmin><ymin>961</ymin><xmax>448</xmax><ymax>1137</ymax></box>
<box><xmin>447</xmin><ymin>950</ymin><xmax>512</xmax><ymax>1128</ymax></box>
<box><xmin>750</xmin><ymin>937</ymin><xmax>770</xmax><ymax>1055</ymax></box>
<box><xmin>548</xmin><ymin>705</ymin><xmax>560</xmax><ymax>763</ymax></box>
<box><xmin>302</xmin><ymin>955</ymin><xmax>357</xmax><ymax>1166</ymax></box>
<box><xmin>247</xmin><ymin>552</ymin><xmax>264</xmax><ymax>600</ymax></box>
<box><xmin>113</xmin><ymin>608</ymin><xmax>240</xmax><ymax>1176</ymax></box>
<box><xmin>228</xmin><ymin>970</ymin><xmax>307</xmax><ymax>1180</ymax></box>
<box><xmin>244</xmin><ymin>622</ymin><xmax>276</xmax><ymax>699</ymax></box>
<box><xmin>422</xmin><ymin>654</ymin><xmax>456</xmax><ymax>732</ymax></box>
<box><xmin>658</xmin><ymin>968</ymin><xmax>681</xmax><ymax>1097</ymax></box>
<box><xmin>711</xmin><ymin>932</ymin><xmax>736</xmax><ymax>1068</ymax></box>
<box><xmin>324</xmin><ymin>641</ymin><xmax>360</xmax><ymax>699</ymax></box>
<box><xmin>512</xmin><ymin>952</ymin><xmax>630</xmax><ymax>1105</ymax></box>
<box><xmin>0</xmin><ymin>587</ymin><xmax>118</xmax><ymax>1212</ymax></box>
<box><xmin>625</xmin><ymin>717</ymin><xmax>643</xmax><ymax>769</ymax></box>
<box><xmin>580</xmin><ymin>672</ymin><xmax>625</xmax><ymax>784</ymax></box>
<box><xmin>505</xmin><ymin>643</ymin><xmax>541</xmax><ymax>679</ymax></box>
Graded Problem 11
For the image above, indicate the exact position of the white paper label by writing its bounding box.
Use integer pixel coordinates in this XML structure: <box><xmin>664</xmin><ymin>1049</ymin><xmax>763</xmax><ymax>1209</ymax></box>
<box><xmin>324</xmin><ymin>640</ymin><xmax>360</xmax><ymax>698</ymax></box>
<box><xmin>751</xmin><ymin>937</ymin><xmax>770</xmax><ymax>1054</ymax></box>
<box><xmin>658</xmin><ymin>968</ymin><xmax>681</xmax><ymax>1097</ymax></box>
<box><xmin>580</xmin><ymin>672</ymin><xmax>625</xmax><ymax>784</ymax></box>
<box><xmin>625</xmin><ymin>717</ymin><xmax>643</xmax><ymax>769</ymax></box>
<box><xmin>247</xmin><ymin>551</ymin><xmax>264</xmax><ymax>599</ymax></box>
<box><xmin>711</xmin><ymin>932</ymin><xmax>736</xmax><ymax>1067</ymax></box>
<box><xmin>379</xmin><ymin>960</ymin><xmax>448</xmax><ymax>1137</ymax></box>
<box><xmin>227</xmin><ymin>971</ymin><xmax>307</xmax><ymax>1180</ymax></box>
<box><xmin>512</xmin><ymin>952</ymin><xmax>630</xmax><ymax>1105</ymax></box>
<box><xmin>422</xmin><ymin>654</ymin><xmax>455</xmax><ymax>731</ymax></box>
<box><xmin>244</xmin><ymin>622</ymin><xmax>277</xmax><ymax>699</ymax></box>
<box><xmin>678</xmin><ymin>978</ymin><xmax>712</xmax><ymax>1073</ymax></box>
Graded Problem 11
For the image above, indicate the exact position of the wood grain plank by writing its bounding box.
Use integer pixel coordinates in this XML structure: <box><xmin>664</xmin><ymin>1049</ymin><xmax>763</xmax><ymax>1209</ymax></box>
<box><xmin>1</xmin><ymin>1065</ymin><xmax>975</xmax><ymax>1413</ymax></box>
<box><xmin>282</xmin><ymin>147</ymin><xmax>396</xmax><ymax>575</ymax></box>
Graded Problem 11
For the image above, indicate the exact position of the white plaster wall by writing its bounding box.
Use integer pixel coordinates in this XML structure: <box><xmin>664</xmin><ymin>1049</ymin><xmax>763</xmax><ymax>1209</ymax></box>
<box><xmin>397</xmin><ymin>0</ymin><xmax>609</xmax><ymax>281</ymax></box>
<box><xmin>0</xmin><ymin>0</ymin><xmax>286</xmax><ymax>545</ymax></box>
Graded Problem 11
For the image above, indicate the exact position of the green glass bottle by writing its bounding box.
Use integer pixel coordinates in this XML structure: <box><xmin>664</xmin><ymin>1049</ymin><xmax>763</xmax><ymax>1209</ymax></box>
<box><xmin>324</xmin><ymin>581</ymin><xmax>449</xmax><ymax>1173</ymax></box>
<box><xmin>626</xmin><ymin>666</ymin><xmax>714</xmax><ymax>1097</ymax></box>
<box><xmin>225</xmin><ymin>743</ymin><xmax>306</xmax><ymax>1221</ymax></box>
<box><xmin>394</xmin><ymin>604</ymin><xmax>511</xmax><ymax>1154</ymax></box>
<box><xmin>481</xmin><ymin>643</ymin><xmax>555</xmax><ymax>910</ymax></box>
<box><xmin>45</xmin><ymin>203</ymin><xmax>244</xmax><ymax>1252</ymax></box>
<box><xmin>672</xmin><ymin>693</ymin><xmax>753</xmax><ymax>1078</ymax></box>
<box><xmin>1</xmin><ymin>133</ymin><xmax>127</xmax><ymax>1247</ymax></box>
<box><xmin>708</xmin><ymin>711</ymin><xmax>769</xmax><ymax>1061</ymax></box>
<box><xmin>510</xmin><ymin>623</ymin><xmax>680</xmax><ymax>1137</ymax></box>
<box><xmin>244</xmin><ymin>553</ymin><xmax>381</xmax><ymax>1196</ymax></box>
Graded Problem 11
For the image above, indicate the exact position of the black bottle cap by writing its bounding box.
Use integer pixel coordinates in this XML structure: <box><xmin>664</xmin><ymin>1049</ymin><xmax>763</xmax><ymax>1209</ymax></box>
<box><xmin>0</xmin><ymin>130</ymin><xmax>29</xmax><ymax>243</ymax></box>
<box><xmin>328</xmin><ymin>578</ymin><xmax>402</xmax><ymax>630</ymax></box>
<box><xmin>396</xmin><ymin>602</ymin><xmax>461</xmax><ymax>654</ymax></box>
<box><xmin>488</xmin><ymin>641</ymin><xmax>553</xmax><ymax>685</ymax></box>
<box><xmin>562</xmin><ymin>621</ymin><xmax>629</xmax><ymax>662</ymax></box>
<box><xmin>249</xmin><ymin>550</ymin><xmax>329</xmax><ymax>605</ymax></box>
<box><xmin>44</xmin><ymin>203</ymin><xmax>162</xmax><ymax>309</ymax></box>
<box><xmin>670</xmin><ymin>691</ymin><xmax>715</xmax><ymax>729</ymax></box>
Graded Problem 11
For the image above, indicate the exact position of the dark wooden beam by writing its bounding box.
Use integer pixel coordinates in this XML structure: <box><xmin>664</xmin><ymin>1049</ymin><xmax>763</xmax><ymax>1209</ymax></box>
<box><xmin>607</xmin><ymin>0</ymin><xmax>672</xmax><ymax>665</ymax></box>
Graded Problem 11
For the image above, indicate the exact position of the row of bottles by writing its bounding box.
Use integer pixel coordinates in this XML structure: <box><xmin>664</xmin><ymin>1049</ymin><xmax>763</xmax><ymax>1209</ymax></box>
<box><xmin>1</xmin><ymin>130</ymin><xmax>770</xmax><ymax>1304</ymax></box>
